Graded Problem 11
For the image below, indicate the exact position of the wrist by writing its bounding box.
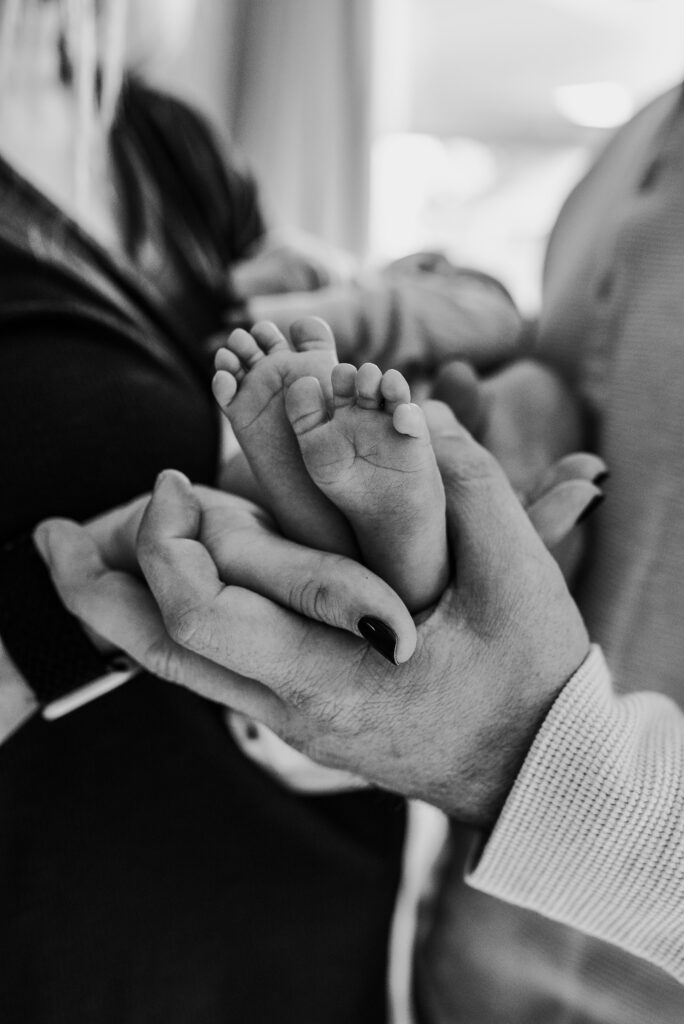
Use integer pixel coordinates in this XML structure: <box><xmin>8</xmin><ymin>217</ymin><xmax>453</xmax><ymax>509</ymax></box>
<box><xmin>452</xmin><ymin>638</ymin><xmax>590</xmax><ymax>829</ymax></box>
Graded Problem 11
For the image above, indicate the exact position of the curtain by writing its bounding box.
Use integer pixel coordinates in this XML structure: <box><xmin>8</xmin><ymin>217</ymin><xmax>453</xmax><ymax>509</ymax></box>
<box><xmin>227</xmin><ymin>0</ymin><xmax>373</xmax><ymax>255</ymax></box>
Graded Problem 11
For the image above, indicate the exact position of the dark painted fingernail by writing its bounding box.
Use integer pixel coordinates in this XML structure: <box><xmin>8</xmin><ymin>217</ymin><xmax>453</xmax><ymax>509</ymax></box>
<box><xmin>575</xmin><ymin>492</ymin><xmax>605</xmax><ymax>525</ymax></box>
<box><xmin>592</xmin><ymin>470</ymin><xmax>610</xmax><ymax>486</ymax></box>
<box><xmin>357</xmin><ymin>616</ymin><xmax>399</xmax><ymax>665</ymax></box>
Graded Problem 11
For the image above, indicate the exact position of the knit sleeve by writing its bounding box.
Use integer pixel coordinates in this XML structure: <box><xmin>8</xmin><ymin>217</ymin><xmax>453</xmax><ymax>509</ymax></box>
<box><xmin>467</xmin><ymin>645</ymin><xmax>684</xmax><ymax>983</ymax></box>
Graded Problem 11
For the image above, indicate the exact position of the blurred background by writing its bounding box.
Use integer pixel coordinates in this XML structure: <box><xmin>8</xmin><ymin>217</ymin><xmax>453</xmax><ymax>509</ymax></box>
<box><xmin>151</xmin><ymin>0</ymin><xmax>684</xmax><ymax>314</ymax></box>
<box><xmin>140</xmin><ymin>6</ymin><xmax>684</xmax><ymax>1020</ymax></box>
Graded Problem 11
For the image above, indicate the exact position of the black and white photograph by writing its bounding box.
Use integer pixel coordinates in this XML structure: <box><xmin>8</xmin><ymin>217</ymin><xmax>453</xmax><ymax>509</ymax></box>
<box><xmin>0</xmin><ymin>1</ymin><xmax>683</xmax><ymax>1021</ymax></box>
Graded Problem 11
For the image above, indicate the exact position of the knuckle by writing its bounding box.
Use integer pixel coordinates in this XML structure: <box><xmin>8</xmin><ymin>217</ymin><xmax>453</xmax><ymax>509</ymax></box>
<box><xmin>288</xmin><ymin>574</ymin><xmax>335</xmax><ymax>624</ymax></box>
<box><xmin>456</xmin><ymin>441</ymin><xmax>499</xmax><ymax>484</ymax></box>
<box><xmin>164</xmin><ymin>603</ymin><xmax>211</xmax><ymax>652</ymax></box>
<box><xmin>143</xmin><ymin>637</ymin><xmax>184</xmax><ymax>685</ymax></box>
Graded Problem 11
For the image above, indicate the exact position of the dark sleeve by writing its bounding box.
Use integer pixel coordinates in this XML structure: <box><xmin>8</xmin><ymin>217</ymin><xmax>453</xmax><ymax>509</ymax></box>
<box><xmin>0</xmin><ymin>535</ymin><xmax>112</xmax><ymax>704</ymax></box>
<box><xmin>0</xmin><ymin>309</ymin><xmax>219</xmax><ymax>701</ymax></box>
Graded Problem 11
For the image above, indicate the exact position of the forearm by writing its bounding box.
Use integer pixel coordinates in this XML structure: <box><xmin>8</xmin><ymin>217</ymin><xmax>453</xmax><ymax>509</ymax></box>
<box><xmin>468</xmin><ymin>646</ymin><xmax>684</xmax><ymax>982</ymax></box>
<box><xmin>249</xmin><ymin>270</ymin><xmax>523</xmax><ymax>372</ymax></box>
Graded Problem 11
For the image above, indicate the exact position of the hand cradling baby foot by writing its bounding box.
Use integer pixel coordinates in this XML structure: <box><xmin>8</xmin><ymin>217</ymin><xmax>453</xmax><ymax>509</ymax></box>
<box><xmin>211</xmin><ymin>315</ymin><xmax>449</xmax><ymax>785</ymax></box>
<box><xmin>213</xmin><ymin>317</ymin><xmax>449</xmax><ymax>615</ymax></box>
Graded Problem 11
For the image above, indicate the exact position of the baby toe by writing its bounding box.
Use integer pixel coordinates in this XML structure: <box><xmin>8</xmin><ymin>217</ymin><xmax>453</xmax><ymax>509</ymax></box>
<box><xmin>289</xmin><ymin>316</ymin><xmax>338</xmax><ymax>354</ymax></box>
<box><xmin>356</xmin><ymin>363</ymin><xmax>383</xmax><ymax>409</ymax></box>
<box><xmin>212</xmin><ymin>369</ymin><xmax>239</xmax><ymax>408</ymax></box>
<box><xmin>380</xmin><ymin>368</ymin><xmax>411</xmax><ymax>413</ymax></box>
<box><xmin>226</xmin><ymin>327</ymin><xmax>265</xmax><ymax>368</ymax></box>
<box><xmin>214</xmin><ymin>347</ymin><xmax>242</xmax><ymax>375</ymax></box>
<box><xmin>251</xmin><ymin>320</ymin><xmax>290</xmax><ymax>353</ymax></box>
<box><xmin>331</xmin><ymin>363</ymin><xmax>357</xmax><ymax>407</ymax></box>
<box><xmin>393</xmin><ymin>402</ymin><xmax>428</xmax><ymax>439</ymax></box>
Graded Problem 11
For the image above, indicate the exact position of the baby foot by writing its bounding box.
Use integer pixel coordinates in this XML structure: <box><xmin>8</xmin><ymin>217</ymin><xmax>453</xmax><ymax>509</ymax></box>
<box><xmin>212</xmin><ymin>317</ymin><xmax>358</xmax><ymax>556</ymax></box>
<box><xmin>285</xmin><ymin>363</ymin><xmax>449</xmax><ymax>612</ymax></box>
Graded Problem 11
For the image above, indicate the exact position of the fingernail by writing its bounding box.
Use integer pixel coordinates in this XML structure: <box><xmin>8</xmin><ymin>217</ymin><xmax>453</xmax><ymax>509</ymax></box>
<box><xmin>155</xmin><ymin>469</ymin><xmax>191</xmax><ymax>495</ymax></box>
<box><xmin>575</xmin><ymin>492</ymin><xmax>605</xmax><ymax>525</ymax></box>
<box><xmin>357</xmin><ymin>616</ymin><xmax>399</xmax><ymax>665</ymax></box>
<box><xmin>592</xmin><ymin>470</ymin><xmax>610</xmax><ymax>486</ymax></box>
<box><xmin>32</xmin><ymin>520</ymin><xmax>70</xmax><ymax>564</ymax></box>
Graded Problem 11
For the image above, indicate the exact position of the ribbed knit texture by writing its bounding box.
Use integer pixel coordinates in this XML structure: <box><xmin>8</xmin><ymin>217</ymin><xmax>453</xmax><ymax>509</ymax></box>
<box><xmin>468</xmin><ymin>645</ymin><xmax>684</xmax><ymax>982</ymax></box>
<box><xmin>416</xmin><ymin>85</ymin><xmax>684</xmax><ymax>1023</ymax></box>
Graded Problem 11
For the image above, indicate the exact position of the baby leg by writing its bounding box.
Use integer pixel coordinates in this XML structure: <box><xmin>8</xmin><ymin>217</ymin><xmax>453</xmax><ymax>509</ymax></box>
<box><xmin>212</xmin><ymin>317</ymin><xmax>357</xmax><ymax>557</ymax></box>
<box><xmin>285</xmin><ymin>363</ymin><xmax>448</xmax><ymax>612</ymax></box>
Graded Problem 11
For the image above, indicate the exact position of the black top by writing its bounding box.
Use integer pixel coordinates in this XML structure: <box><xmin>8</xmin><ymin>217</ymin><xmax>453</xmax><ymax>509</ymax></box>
<box><xmin>0</xmin><ymin>81</ymin><xmax>404</xmax><ymax>1023</ymax></box>
<box><xmin>0</xmin><ymin>76</ymin><xmax>264</xmax><ymax>538</ymax></box>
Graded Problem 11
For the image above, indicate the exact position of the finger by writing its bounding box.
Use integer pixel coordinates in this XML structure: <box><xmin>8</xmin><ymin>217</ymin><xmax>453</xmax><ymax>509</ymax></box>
<box><xmin>34</xmin><ymin>517</ymin><xmax>283</xmax><ymax>722</ymax></box>
<box><xmin>528</xmin><ymin>452</ymin><xmax>609</xmax><ymax>503</ymax></box>
<box><xmin>422</xmin><ymin>400</ymin><xmax>542</xmax><ymax>573</ymax></box>
<box><xmin>526</xmin><ymin>480</ymin><xmax>604</xmax><ymax>549</ymax></box>
<box><xmin>429</xmin><ymin>360</ymin><xmax>486</xmax><ymax>436</ymax></box>
<box><xmin>195</xmin><ymin>486</ymin><xmax>417</xmax><ymax>656</ymax></box>
<box><xmin>84</xmin><ymin>493</ymin><xmax>150</xmax><ymax>574</ymax></box>
<box><xmin>137</xmin><ymin>474</ymin><xmax>409</xmax><ymax>705</ymax></box>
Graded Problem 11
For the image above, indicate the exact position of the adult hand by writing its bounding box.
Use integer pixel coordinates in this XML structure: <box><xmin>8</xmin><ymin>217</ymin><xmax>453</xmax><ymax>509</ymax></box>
<box><xmin>431</xmin><ymin>358</ymin><xmax>594</xmax><ymax>499</ymax></box>
<box><xmin>33</xmin><ymin>483</ymin><xmax>418</xmax><ymax>698</ymax></box>
<box><xmin>430</xmin><ymin>358</ymin><xmax>606</xmax><ymax>579</ymax></box>
<box><xmin>43</xmin><ymin>404</ymin><xmax>587</xmax><ymax>826</ymax></box>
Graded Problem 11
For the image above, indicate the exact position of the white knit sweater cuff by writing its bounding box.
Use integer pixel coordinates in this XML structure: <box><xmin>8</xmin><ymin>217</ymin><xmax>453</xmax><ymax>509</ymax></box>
<box><xmin>467</xmin><ymin>644</ymin><xmax>684</xmax><ymax>981</ymax></box>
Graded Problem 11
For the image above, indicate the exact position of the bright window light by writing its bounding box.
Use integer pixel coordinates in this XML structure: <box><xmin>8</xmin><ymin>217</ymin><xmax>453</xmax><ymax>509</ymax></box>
<box><xmin>553</xmin><ymin>82</ymin><xmax>635</xmax><ymax>128</ymax></box>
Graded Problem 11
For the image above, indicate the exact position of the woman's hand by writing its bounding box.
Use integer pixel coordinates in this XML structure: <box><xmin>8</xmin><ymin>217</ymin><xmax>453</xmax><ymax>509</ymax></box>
<box><xmin>35</xmin><ymin>405</ymin><xmax>592</xmax><ymax>825</ymax></box>
<box><xmin>84</xmin><ymin>486</ymin><xmax>418</xmax><ymax>659</ymax></box>
<box><xmin>432</xmin><ymin>358</ymin><xmax>590</xmax><ymax>496</ymax></box>
<box><xmin>136</xmin><ymin>406</ymin><xmax>590</xmax><ymax>825</ymax></box>
<box><xmin>430</xmin><ymin>358</ymin><xmax>605</xmax><ymax>579</ymax></box>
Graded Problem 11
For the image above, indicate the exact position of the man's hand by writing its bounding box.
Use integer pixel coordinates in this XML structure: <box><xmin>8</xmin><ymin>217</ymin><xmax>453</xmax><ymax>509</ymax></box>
<box><xmin>432</xmin><ymin>358</ymin><xmax>589</xmax><ymax>497</ymax></box>
<box><xmin>131</xmin><ymin>409</ymin><xmax>588</xmax><ymax>824</ymax></box>
<box><xmin>59</xmin><ymin>406</ymin><xmax>584</xmax><ymax>826</ymax></box>
<box><xmin>430</xmin><ymin>358</ymin><xmax>605</xmax><ymax>579</ymax></box>
<box><xmin>33</xmin><ymin>403</ymin><xmax>597</xmax><ymax>821</ymax></box>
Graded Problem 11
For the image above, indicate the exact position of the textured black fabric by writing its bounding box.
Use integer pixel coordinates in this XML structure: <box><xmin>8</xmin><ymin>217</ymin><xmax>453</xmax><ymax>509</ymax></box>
<box><xmin>0</xmin><ymin>678</ymin><xmax>405</xmax><ymax>1024</ymax></box>
<box><xmin>0</xmin><ymin>536</ymin><xmax>110</xmax><ymax>702</ymax></box>
<box><xmin>0</xmin><ymin>81</ymin><xmax>405</xmax><ymax>1023</ymax></box>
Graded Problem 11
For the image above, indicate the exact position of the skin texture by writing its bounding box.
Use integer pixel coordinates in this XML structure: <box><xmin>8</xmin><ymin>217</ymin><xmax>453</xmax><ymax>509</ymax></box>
<box><xmin>285</xmin><ymin>362</ymin><xmax>448</xmax><ymax>612</ymax></box>
<box><xmin>33</xmin><ymin>404</ymin><xmax>593</xmax><ymax>825</ymax></box>
<box><xmin>213</xmin><ymin>315</ymin><xmax>447</xmax><ymax>611</ymax></box>
<box><xmin>213</xmin><ymin>318</ymin><xmax>357</xmax><ymax>557</ymax></box>
<box><xmin>0</xmin><ymin>423</ymin><xmax>602</xmax><ymax>747</ymax></box>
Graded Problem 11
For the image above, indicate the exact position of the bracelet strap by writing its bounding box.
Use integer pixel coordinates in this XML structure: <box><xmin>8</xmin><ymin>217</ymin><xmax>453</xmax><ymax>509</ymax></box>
<box><xmin>0</xmin><ymin>534</ymin><xmax>111</xmax><ymax>704</ymax></box>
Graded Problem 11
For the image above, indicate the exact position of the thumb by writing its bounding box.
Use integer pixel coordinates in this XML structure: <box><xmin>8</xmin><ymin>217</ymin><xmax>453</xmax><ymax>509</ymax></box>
<box><xmin>34</xmin><ymin>517</ymin><xmax>109</xmax><ymax>616</ymax></box>
<box><xmin>137</xmin><ymin>469</ymin><xmax>225</xmax><ymax>624</ymax></box>
<box><xmin>33</xmin><ymin>517</ymin><xmax>124</xmax><ymax>656</ymax></box>
<box><xmin>423</xmin><ymin>400</ymin><xmax>544</xmax><ymax>596</ymax></box>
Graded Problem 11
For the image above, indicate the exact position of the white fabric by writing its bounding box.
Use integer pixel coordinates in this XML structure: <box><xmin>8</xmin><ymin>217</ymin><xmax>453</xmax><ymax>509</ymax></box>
<box><xmin>417</xmin><ymin>87</ymin><xmax>684</xmax><ymax>1023</ymax></box>
<box><xmin>227</xmin><ymin>0</ymin><xmax>373</xmax><ymax>254</ymax></box>
<box><xmin>468</xmin><ymin>645</ymin><xmax>684</xmax><ymax>984</ymax></box>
